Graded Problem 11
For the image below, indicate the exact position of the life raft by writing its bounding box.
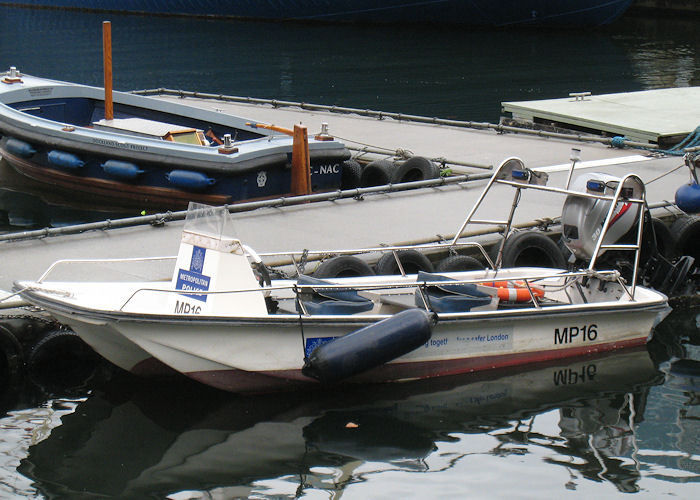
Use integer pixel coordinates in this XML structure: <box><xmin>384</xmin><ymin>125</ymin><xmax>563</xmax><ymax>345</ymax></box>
<box><xmin>479</xmin><ymin>280</ymin><xmax>545</xmax><ymax>302</ymax></box>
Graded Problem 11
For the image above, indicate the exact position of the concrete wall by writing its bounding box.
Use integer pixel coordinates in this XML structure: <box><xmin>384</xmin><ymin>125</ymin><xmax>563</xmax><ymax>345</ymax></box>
<box><xmin>633</xmin><ymin>0</ymin><xmax>700</xmax><ymax>13</ymax></box>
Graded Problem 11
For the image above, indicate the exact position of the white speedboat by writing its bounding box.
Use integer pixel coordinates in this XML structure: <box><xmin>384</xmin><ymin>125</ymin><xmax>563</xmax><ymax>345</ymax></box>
<box><xmin>15</xmin><ymin>158</ymin><xmax>670</xmax><ymax>392</ymax></box>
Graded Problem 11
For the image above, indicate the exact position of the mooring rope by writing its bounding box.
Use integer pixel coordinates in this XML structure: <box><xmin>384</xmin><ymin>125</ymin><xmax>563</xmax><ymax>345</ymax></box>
<box><xmin>611</xmin><ymin>125</ymin><xmax>700</xmax><ymax>157</ymax></box>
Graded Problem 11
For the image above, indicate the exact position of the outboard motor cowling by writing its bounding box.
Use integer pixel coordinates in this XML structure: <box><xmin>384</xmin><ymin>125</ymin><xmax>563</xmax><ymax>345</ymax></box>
<box><xmin>561</xmin><ymin>173</ymin><xmax>644</xmax><ymax>260</ymax></box>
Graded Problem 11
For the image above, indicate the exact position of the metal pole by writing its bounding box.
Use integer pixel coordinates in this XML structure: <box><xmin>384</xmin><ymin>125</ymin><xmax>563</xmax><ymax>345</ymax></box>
<box><xmin>103</xmin><ymin>21</ymin><xmax>114</xmax><ymax>121</ymax></box>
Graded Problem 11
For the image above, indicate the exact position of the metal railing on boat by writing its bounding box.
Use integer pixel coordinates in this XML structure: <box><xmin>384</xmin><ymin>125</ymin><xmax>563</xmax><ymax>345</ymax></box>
<box><xmin>450</xmin><ymin>157</ymin><xmax>648</xmax><ymax>298</ymax></box>
<box><xmin>114</xmin><ymin>268</ymin><xmax>620</xmax><ymax>315</ymax></box>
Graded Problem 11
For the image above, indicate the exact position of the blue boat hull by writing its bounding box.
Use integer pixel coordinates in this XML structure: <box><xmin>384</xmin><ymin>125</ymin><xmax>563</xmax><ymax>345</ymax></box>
<box><xmin>1</xmin><ymin>1</ymin><xmax>635</xmax><ymax>26</ymax></box>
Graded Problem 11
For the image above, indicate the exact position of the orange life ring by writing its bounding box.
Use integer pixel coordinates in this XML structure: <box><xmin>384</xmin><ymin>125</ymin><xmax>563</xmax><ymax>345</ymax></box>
<box><xmin>479</xmin><ymin>281</ymin><xmax>545</xmax><ymax>302</ymax></box>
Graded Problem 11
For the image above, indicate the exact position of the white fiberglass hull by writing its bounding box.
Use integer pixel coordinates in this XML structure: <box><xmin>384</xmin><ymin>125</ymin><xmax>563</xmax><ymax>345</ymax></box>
<box><xmin>116</xmin><ymin>302</ymin><xmax>665</xmax><ymax>392</ymax></box>
<box><xmin>48</xmin><ymin>310</ymin><xmax>176</xmax><ymax>376</ymax></box>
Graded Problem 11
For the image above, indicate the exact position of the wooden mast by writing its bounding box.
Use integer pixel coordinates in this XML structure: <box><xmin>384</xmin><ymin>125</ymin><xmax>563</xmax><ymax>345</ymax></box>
<box><xmin>103</xmin><ymin>21</ymin><xmax>113</xmax><ymax>121</ymax></box>
<box><xmin>291</xmin><ymin>124</ymin><xmax>311</xmax><ymax>196</ymax></box>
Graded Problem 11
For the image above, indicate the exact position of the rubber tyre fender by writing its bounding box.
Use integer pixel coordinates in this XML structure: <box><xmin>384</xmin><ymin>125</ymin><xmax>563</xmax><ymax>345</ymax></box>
<box><xmin>314</xmin><ymin>256</ymin><xmax>375</xmax><ymax>278</ymax></box>
<box><xmin>0</xmin><ymin>324</ymin><xmax>24</xmax><ymax>385</ymax></box>
<box><xmin>376</xmin><ymin>250</ymin><xmax>434</xmax><ymax>275</ymax></box>
<box><xmin>360</xmin><ymin>159</ymin><xmax>394</xmax><ymax>187</ymax></box>
<box><xmin>641</xmin><ymin>217</ymin><xmax>677</xmax><ymax>264</ymax></box>
<box><xmin>499</xmin><ymin>231</ymin><xmax>567</xmax><ymax>269</ymax></box>
<box><xmin>392</xmin><ymin>156</ymin><xmax>439</xmax><ymax>183</ymax></box>
<box><xmin>671</xmin><ymin>215</ymin><xmax>700</xmax><ymax>261</ymax></box>
<box><xmin>435</xmin><ymin>255</ymin><xmax>483</xmax><ymax>272</ymax></box>
<box><xmin>27</xmin><ymin>329</ymin><xmax>99</xmax><ymax>384</ymax></box>
<box><xmin>340</xmin><ymin>159</ymin><xmax>362</xmax><ymax>190</ymax></box>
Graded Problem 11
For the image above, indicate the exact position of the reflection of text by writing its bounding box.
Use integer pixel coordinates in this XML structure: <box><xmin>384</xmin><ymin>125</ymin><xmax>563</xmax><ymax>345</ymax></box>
<box><xmin>553</xmin><ymin>364</ymin><xmax>597</xmax><ymax>385</ymax></box>
<box><xmin>466</xmin><ymin>390</ymin><xmax>507</xmax><ymax>405</ymax></box>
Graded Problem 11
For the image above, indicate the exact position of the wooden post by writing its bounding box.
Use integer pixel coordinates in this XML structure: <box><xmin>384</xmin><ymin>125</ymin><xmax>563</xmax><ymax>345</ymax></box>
<box><xmin>291</xmin><ymin>124</ymin><xmax>311</xmax><ymax>196</ymax></box>
<box><xmin>103</xmin><ymin>21</ymin><xmax>113</xmax><ymax>121</ymax></box>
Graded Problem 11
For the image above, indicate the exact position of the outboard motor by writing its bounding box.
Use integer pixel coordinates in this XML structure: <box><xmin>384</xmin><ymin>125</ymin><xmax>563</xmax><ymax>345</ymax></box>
<box><xmin>561</xmin><ymin>173</ymin><xmax>644</xmax><ymax>261</ymax></box>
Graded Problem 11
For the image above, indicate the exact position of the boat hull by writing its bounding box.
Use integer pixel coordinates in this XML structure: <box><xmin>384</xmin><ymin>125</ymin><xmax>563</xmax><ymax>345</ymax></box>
<box><xmin>46</xmin><ymin>311</ymin><xmax>176</xmax><ymax>377</ymax></box>
<box><xmin>67</xmin><ymin>299</ymin><xmax>665</xmax><ymax>393</ymax></box>
<box><xmin>1</xmin><ymin>1</ymin><xmax>635</xmax><ymax>27</ymax></box>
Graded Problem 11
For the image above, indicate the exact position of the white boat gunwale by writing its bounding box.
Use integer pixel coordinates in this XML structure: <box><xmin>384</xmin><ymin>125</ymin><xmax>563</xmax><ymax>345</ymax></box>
<box><xmin>17</xmin><ymin>278</ymin><xmax>667</xmax><ymax>327</ymax></box>
<box><xmin>25</xmin><ymin>251</ymin><xmax>638</xmax><ymax>317</ymax></box>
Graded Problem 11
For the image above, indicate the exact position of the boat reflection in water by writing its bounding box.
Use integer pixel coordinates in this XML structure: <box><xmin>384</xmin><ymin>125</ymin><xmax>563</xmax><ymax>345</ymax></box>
<box><xmin>18</xmin><ymin>347</ymin><xmax>664</xmax><ymax>498</ymax></box>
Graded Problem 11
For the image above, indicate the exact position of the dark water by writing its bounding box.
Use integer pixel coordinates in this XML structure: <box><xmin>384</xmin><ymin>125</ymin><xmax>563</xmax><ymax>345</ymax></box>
<box><xmin>0</xmin><ymin>6</ymin><xmax>698</xmax><ymax>123</ymax></box>
<box><xmin>0</xmin><ymin>304</ymin><xmax>698</xmax><ymax>498</ymax></box>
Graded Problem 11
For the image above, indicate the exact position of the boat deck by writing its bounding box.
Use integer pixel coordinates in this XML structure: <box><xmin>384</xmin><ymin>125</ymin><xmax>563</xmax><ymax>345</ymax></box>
<box><xmin>502</xmin><ymin>87</ymin><xmax>700</xmax><ymax>147</ymax></box>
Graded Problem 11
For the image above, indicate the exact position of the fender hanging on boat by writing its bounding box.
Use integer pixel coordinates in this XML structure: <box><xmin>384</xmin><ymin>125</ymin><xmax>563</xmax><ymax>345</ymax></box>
<box><xmin>48</xmin><ymin>150</ymin><xmax>85</xmax><ymax>169</ymax></box>
<box><xmin>302</xmin><ymin>308</ymin><xmax>434</xmax><ymax>384</ymax></box>
<box><xmin>4</xmin><ymin>137</ymin><xmax>36</xmax><ymax>158</ymax></box>
<box><xmin>675</xmin><ymin>182</ymin><xmax>700</xmax><ymax>214</ymax></box>
<box><xmin>166</xmin><ymin>169</ymin><xmax>216</xmax><ymax>190</ymax></box>
<box><xmin>102</xmin><ymin>160</ymin><xmax>145</xmax><ymax>180</ymax></box>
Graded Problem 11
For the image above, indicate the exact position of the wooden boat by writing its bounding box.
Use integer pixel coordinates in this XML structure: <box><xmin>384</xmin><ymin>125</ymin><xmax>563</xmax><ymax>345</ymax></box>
<box><xmin>15</xmin><ymin>158</ymin><xmax>670</xmax><ymax>393</ymax></box>
<box><xmin>0</xmin><ymin>67</ymin><xmax>350</xmax><ymax>211</ymax></box>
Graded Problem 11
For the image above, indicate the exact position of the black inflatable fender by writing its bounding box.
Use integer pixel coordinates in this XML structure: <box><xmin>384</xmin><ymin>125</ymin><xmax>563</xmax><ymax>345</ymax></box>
<box><xmin>302</xmin><ymin>309</ymin><xmax>434</xmax><ymax>384</ymax></box>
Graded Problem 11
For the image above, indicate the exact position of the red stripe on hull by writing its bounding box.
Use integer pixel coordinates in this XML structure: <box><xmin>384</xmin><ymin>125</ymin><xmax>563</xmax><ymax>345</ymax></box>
<box><xmin>130</xmin><ymin>356</ymin><xmax>182</xmax><ymax>377</ymax></box>
<box><xmin>185</xmin><ymin>336</ymin><xmax>649</xmax><ymax>393</ymax></box>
